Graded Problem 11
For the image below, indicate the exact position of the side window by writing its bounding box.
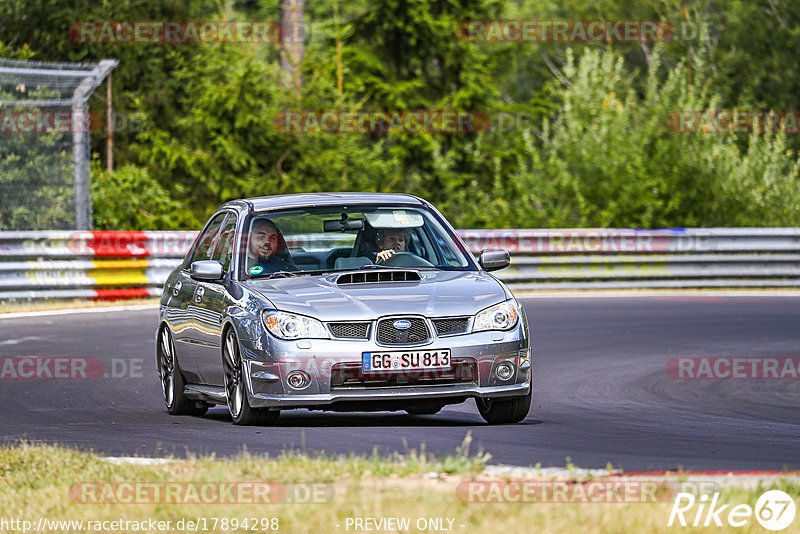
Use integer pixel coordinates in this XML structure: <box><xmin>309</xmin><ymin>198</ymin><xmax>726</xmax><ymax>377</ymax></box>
<box><xmin>189</xmin><ymin>213</ymin><xmax>228</xmax><ymax>265</ymax></box>
<box><xmin>435</xmin><ymin>234</ymin><xmax>461</xmax><ymax>266</ymax></box>
<box><xmin>408</xmin><ymin>229</ymin><xmax>425</xmax><ymax>258</ymax></box>
<box><xmin>411</xmin><ymin>227</ymin><xmax>436</xmax><ymax>263</ymax></box>
<box><xmin>211</xmin><ymin>215</ymin><xmax>237</xmax><ymax>272</ymax></box>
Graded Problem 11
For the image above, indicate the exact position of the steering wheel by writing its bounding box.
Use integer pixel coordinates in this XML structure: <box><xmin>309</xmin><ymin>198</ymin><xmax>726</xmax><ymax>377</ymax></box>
<box><xmin>376</xmin><ymin>251</ymin><xmax>434</xmax><ymax>268</ymax></box>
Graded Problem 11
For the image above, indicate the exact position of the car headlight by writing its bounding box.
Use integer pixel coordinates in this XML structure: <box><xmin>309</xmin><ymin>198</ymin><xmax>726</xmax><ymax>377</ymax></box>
<box><xmin>472</xmin><ymin>300</ymin><xmax>520</xmax><ymax>332</ymax></box>
<box><xmin>262</xmin><ymin>311</ymin><xmax>330</xmax><ymax>340</ymax></box>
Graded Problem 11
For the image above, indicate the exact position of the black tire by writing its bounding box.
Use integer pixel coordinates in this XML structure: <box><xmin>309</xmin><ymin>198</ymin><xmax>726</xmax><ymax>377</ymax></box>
<box><xmin>223</xmin><ymin>330</ymin><xmax>280</xmax><ymax>426</ymax></box>
<box><xmin>405</xmin><ymin>404</ymin><xmax>444</xmax><ymax>415</ymax></box>
<box><xmin>158</xmin><ymin>327</ymin><xmax>208</xmax><ymax>416</ymax></box>
<box><xmin>476</xmin><ymin>387</ymin><xmax>531</xmax><ymax>424</ymax></box>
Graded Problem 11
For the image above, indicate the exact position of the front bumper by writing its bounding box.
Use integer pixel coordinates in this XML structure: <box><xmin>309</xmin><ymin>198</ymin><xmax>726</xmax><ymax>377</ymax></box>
<box><xmin>238</xmin><ymin>325</ymin><xmax>531</xmax><ymax>410</ymax></box>
<box><xmin>250</xmin><ymin>382</ymin><xmax>529</xmax><ymax>409</ymax></box>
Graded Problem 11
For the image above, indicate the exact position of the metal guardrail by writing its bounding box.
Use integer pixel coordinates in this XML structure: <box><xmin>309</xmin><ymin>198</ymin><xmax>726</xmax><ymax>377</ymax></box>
<box><xmin>0</xmin><ymin>231</ymin><xmax>193</xmax><ymax>300</ymax></box>
<box><xmin>461</xmin><ymin>228</ymin><xmax>800</xmax><ymax>290</ymax></box>
<box><xmin>1</xmin><ymin>228</ymin><xmax>799</xmax><ymax>300</ymax></box>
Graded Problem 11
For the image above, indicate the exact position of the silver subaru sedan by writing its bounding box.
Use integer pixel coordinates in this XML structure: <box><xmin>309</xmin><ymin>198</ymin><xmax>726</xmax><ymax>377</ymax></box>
<box><xmin>156</xmin><ymin>193</ymin><xmax>531</xmax><ymax>425</ymax></box>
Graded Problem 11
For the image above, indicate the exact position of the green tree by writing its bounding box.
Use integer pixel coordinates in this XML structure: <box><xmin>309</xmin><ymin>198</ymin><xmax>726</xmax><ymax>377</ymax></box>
<box><xmin>92</xmin><ymin>163</ymin><xmax>198</xmax><ymax>230</ymax></box>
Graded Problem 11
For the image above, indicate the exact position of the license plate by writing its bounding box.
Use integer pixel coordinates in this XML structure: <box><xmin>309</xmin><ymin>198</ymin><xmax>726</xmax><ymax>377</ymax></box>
<box><xmin>362</xmin><ymin>350</ymin><xmax>451</xmax><ymax>372</ymax></box>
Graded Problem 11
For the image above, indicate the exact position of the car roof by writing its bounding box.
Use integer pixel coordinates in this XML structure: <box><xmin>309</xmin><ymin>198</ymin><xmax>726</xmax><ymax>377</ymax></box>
<box><xmin>222</xmin><ymin>192</ymin><xmax>426</xmax><ymax>212</ymax></box>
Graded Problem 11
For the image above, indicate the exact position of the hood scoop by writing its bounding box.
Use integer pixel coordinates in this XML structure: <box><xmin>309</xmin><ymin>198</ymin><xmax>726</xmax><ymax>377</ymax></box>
<box><xmin>336</xmin><ymin>270</ymin><xmax>421</xmax><ymax>285</ymax></box>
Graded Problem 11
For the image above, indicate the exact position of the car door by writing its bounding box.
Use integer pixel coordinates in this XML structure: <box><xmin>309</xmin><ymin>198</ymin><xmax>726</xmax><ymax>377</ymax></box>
<box><xmin>193</xmin><ymin>212</ymin><xmax>238</xmax><ymax>385</ymax></box>
<box><xmin>175</xmin><ymin>212</ymin><xmax>228</xmax><ymax>383</ymax></box>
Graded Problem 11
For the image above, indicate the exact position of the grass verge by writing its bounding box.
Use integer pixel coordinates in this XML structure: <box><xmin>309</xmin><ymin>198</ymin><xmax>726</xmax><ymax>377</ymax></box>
<box><xmin>0</xmin><ymin>441</ymin><xmax>798</xmax><ymax>533</ymax></box>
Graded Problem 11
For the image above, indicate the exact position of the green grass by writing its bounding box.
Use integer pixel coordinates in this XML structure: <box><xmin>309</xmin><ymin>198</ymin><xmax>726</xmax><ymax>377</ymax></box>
<box><xmin>0</xmin><ymin>441</ymin><xmax>798</xmax><ymax>534</ymax></box>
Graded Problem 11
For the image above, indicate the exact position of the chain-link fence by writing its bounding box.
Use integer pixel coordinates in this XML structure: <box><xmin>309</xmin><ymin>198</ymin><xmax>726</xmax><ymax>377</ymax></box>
<box><xmin>0</xmin><ymin>58</ymin><xmax>116</xmax><ymax>231</ymax></box>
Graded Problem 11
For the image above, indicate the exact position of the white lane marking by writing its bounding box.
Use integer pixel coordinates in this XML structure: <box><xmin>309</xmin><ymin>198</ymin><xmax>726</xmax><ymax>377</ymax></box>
<box><xmin>103</xmin><ymin>457</ymin><xmax>175</xmax><ymax>465</ymax></box>
<box><xmin>0</xmin><ymin>303</ymin><xmax>159</xmax><ymax>320</ymax></box>
<box><xmin>0</xmin><ymin>336</ymin><xmax>43</xmax><ymax>345</ymax></box>
<box><xmin>485</xmin><ymin>464</ymin><xmax>621</xmax><ymax>478</ymax></box>
<box><xmin>96</xmin><ymin>458</ymin><xmax>800</xmax><ymax>483</ymax></box>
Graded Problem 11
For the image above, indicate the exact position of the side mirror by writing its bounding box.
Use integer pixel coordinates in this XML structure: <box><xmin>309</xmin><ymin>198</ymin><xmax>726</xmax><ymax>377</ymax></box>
<box><xmin>190</xmin><ymin>260</ymin><xmax>224</xmax><ymax>281</ymax></box>
<box><xmin>479</xmin><ymin>249</ymin><xmax>510</xmax><ymax>272</ymax></box>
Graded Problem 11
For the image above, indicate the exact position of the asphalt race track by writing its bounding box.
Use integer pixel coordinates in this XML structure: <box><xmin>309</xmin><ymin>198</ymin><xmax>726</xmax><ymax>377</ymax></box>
<box><xmin>1</xmin><ymin>296</ymin><xmax>798</xmax><ymax>471</ymax></box>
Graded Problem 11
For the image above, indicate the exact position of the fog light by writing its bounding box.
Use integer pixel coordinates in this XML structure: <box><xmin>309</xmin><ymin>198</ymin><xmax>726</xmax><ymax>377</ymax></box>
<box><xmin>495</xmin><ymin>361</ymin><xmax>515</xmax><ymax>381</ymax></box>
<box><xmin>286</xmin><ymin>370</ymin><xmax>310</xmax><ymax>390</ymax></box>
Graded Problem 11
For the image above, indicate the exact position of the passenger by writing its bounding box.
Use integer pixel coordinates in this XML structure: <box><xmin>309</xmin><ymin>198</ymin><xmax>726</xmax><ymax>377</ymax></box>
<box><xmin>375</xmin><ymin>228</ymin><xmax>410</xmax><ymax>262</ymax></box>
<box><xmin>246</xmin><ymin>218</ymin><xmax>298</xmax><ymax>275</ymax></box>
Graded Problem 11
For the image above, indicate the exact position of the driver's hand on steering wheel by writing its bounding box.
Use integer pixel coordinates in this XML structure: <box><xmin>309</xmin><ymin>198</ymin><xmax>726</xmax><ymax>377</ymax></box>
<box><xmin>376</xmin><ymin>249</ymin><xmax>396</xmax><ymax>262</ymax></box>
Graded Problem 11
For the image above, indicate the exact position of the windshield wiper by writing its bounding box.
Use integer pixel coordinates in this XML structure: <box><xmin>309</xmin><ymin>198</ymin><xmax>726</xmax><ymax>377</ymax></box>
<box><xmin>265</xmin><ymin>271</ymin><xmax>299</xmax><ymax>279</ymax></box>
<box><xmin>359</xmin><ymin>264</ymin><xmax>401</xmax><ymax>270</ymax></box>
<box><xmin>357</xmin><ymin>264</ymin><xmax>444</xmax><ymax>271</ymax></box>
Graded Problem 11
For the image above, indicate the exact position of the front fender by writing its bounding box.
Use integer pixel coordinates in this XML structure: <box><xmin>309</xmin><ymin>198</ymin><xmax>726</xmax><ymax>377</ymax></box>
<box><xmin>222</xmin><ymin>306</ymin><xmax>262</xmax><ymax>342</ymax></box>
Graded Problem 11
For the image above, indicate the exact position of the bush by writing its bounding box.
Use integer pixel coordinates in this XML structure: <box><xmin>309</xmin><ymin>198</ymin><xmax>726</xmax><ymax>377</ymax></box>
<box><xmin>444</xmin><ymin>47</ymin><xmax>800</xmax><ymax>229</ymax></box>
<box><xmin>92</xmin><ymin>163</ymin><xmax>199</xmax><ymax>230</ymax></box>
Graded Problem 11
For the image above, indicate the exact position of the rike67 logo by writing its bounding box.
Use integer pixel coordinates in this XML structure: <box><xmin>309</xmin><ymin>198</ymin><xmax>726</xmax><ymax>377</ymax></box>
<box><xmin>668</xmin><ymin>490</ymin><xmax>796</xmax><ymax>531</ymax></box>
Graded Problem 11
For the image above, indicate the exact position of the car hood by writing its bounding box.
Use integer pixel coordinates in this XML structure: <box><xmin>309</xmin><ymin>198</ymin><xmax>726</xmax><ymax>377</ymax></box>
<box><xmin>242</xmin><ymin>270</ymin><xmax>508</xmax><ymax>321</ymax></box>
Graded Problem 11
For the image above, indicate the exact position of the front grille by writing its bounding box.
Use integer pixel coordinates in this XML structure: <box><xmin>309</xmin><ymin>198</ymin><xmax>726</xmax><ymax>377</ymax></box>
<box><xmin>377</xmin><ymin>317</ymin><xmax>430</xmax><ymax>345</ymax></box>
<box><xmin>432</xmin><ymin>317</ymin><xmax>470</xmax><ymax>336</ymax></box>
<box><xmin>330</xmin><ymin>359</ymin><xmax>477</xmax><ymax>389</ymax></box>
<box><xmin>329</xmin><ymin>322</ymin><xmax>370</xmax><ymax>339</ymax></box>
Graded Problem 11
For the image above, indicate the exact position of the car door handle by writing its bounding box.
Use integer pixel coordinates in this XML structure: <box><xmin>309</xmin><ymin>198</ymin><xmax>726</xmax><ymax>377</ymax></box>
<box><xmin>173</xmin><ymin>281</ymin><xmax>182</xmax><ymax>296</ymax></box>
<box><xmin>194</xmin><ymin>286</ymin><xmax>204</xmax><ymax>302</ymax></box>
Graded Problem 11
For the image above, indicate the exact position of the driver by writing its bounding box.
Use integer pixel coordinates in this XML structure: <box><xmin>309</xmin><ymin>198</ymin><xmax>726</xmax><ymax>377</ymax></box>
<box><xmin>375</xmin><ymin>228</ymin><xmax>410</xmax><ymax>262</ymax></box>
<box><xmin>246</xmin><ymin>218</ymin><xmax>298</xmax><ymax>275</ymax></box>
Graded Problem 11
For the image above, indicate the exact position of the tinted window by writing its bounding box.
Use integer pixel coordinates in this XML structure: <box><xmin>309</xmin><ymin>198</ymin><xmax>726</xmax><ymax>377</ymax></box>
<box><xmin>241</xmin><ymin>205</ymin><xmax>474</xmax><ymax>278</ymax></box>
<box><xmin>189</xmin><ymin>212</ymin><xmax>228</xmax><ymax>264</ymax></box>
<box><xmin>211</xmin><ymin>214</ymin><xmax>237</xmax><ymax>272</ymax></box>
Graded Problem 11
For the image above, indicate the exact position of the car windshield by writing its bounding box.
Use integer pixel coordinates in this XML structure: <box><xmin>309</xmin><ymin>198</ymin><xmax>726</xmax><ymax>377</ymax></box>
<box><xmin>241</xmin><ymin>204</ymin><xmax>474</xmax><ymax>278</ymax></box>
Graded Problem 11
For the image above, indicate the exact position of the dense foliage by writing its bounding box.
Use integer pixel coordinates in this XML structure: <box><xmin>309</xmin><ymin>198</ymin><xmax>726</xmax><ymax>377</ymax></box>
<box><xmin>1</xmin><ymin>0</ymin><xmax>799</xmax><ymax>229</ymax></box>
